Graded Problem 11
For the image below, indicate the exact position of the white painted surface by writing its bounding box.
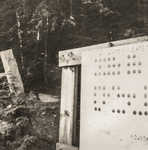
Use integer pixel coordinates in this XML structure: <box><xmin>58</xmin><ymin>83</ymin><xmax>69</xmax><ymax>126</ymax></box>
<box><xmin>80</xmin><ymin>41</ymin><xmax>148</xmax><ymax>150</ymax></box>
<box><xmin>59</xmin><ymin>67</ymin><xmax>78</xmax><ymax>145</ymax></box>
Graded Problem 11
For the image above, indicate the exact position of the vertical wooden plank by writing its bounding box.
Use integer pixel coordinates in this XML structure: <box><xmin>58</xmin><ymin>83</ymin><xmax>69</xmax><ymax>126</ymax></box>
<box><xmin>72</xmin><ymin>66</ymin><xmax>79</xmax><ymax>146</ymax></box>
<box><xmin>0</xmin><ymin>49</ymin><xmax>24</xmax><ymax>95</ymax></box>
<box><xmin>72</xmin><ymin>66</ymin><xmax>80</xmax><ymax>146</ymax></box>
<box><xmin>59</xmin><ymin>66</ymin><xmax>79</xmax><ymax>145</ymax></box>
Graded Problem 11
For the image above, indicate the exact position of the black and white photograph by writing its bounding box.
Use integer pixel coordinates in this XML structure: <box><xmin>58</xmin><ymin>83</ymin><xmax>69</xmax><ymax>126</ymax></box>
<box><xmin>0</xmin><ymin>0</ymin><xmax>148</xmax><ymax>150</ymax></box>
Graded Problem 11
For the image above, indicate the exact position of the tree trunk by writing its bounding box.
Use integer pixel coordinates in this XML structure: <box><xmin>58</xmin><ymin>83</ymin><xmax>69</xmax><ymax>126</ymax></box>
<box><xmin>16</xmin><ymin>10</ymin><xmax>24</xmax><ymax>72</ymax></box>
<box><xmin>43</xmin><ymin>16</ymin><xmax>49</xmax><ymax>86</ymax></box>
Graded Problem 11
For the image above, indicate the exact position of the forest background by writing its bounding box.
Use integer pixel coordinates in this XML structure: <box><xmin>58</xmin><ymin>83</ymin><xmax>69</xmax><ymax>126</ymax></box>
<box><xmin>0</xmin><ymin>0</ymin><xmax>146</xmax><ymax>95</ymax></box>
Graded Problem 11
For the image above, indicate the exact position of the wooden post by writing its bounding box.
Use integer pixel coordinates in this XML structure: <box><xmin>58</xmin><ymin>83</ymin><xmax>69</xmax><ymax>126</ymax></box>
<box><xmin>0</xmin><ymin>49</ymin><xmax>24</xmax><ymax>95</ymax></box>
<box><xmin>59</xmin><ymin>66</ymin><xmax>79</xmax><ymax>145</ymax></box>
<box><xmin>72</xmin><ymin>66</ymin><xmax>79</xmax><ymax>146</ymax></box>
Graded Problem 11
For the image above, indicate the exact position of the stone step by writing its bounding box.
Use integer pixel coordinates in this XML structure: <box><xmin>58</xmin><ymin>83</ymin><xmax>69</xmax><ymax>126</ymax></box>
<box><xmin>38</xmin><ymin>93</ymin><xmax>59</xmax><ymax>103</ymax></box>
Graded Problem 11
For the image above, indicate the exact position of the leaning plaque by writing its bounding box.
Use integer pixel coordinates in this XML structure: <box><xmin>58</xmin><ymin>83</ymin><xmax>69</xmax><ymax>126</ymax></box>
<box><xmin>80</xmin><ymin>41</ymin><xmax>148</xmax><ymax>150</ymax></box>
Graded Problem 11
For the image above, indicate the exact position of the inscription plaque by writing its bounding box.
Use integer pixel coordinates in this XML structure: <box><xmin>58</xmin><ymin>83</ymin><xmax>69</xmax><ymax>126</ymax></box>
<box><xmin>80</xmin><ymin>41</ymin><xmax>148</xmax><ymax>150</ymax></box>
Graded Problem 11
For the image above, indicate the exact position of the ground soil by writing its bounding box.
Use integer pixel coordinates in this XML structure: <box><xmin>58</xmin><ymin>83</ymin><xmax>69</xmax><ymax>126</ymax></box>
<box><xmin>0</xmin><ymin>92</ymin><xmax>60</xmax><ymax>150</ymax></box>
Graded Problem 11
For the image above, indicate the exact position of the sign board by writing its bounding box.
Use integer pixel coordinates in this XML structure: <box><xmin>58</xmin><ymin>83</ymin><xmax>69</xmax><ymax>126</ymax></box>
<box><xmin>0</xmin><ymin>49</ymin><xmax>24</xmax><ymax>95</ymax></box>
<box><xmin>80</xmin><ymin>41</ymin><xmax>148</xmax><ymax>150</ymax></box>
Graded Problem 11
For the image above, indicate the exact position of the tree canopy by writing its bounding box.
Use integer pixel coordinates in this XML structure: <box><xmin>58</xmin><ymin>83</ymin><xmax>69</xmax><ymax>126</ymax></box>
<box><xmin>0</xmin><ymin>0</ymin><xmax>146</xmax><ymax>93</ymax></box>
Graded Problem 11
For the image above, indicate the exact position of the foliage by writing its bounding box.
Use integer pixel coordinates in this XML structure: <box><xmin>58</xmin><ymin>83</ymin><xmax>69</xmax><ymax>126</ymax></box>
<box><xmin>0</xmin><ymin>0</ymin><xmax>145</xmax><ymax>93</ymax></box>
<box><xmin>0</xmin><ymin>93</ymin><xmax>59</xmax><ymax>150</ymax></box>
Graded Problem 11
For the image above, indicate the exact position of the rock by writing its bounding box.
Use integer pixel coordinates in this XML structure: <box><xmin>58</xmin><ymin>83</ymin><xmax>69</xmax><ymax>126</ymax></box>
<box><xmin>38</xmin><ymin>93</ymin><xmax>59</xmax><ymax>103</ymax></box>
